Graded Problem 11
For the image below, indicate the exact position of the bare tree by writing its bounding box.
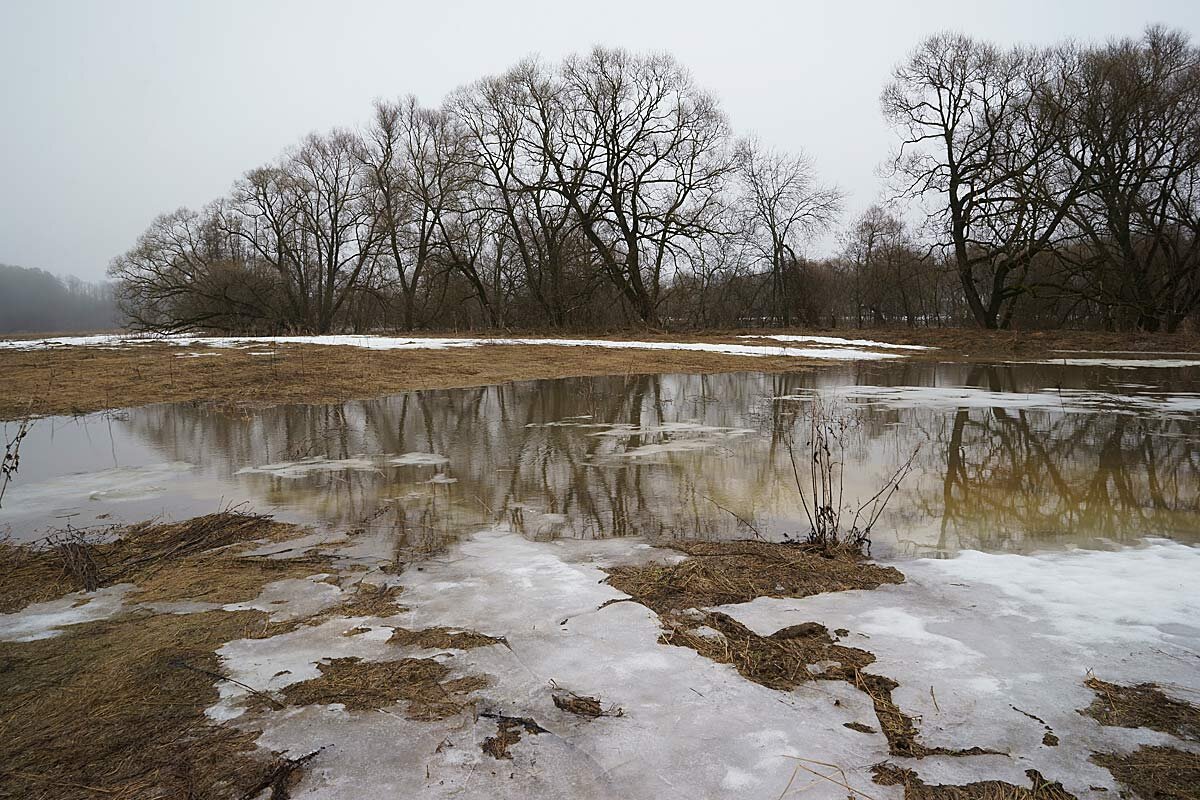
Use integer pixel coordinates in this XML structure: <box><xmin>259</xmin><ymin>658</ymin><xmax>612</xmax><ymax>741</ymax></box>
<box><xmin>532</xmin><ymin>47</ymin><xmax>735</xmax><ymax>326</ymax></box>
<box><xmin>883</xmin><ymin>34</ymin><xmax>1084</xmax><ymax>329</ymax></box>
<box><xmin>1052</xmin><ymin>27</ymin><xmax>1200</xmax><ymax>331</ymax></box>
<box><xmin>737</xmin><ymin>139</ymin><xmax>841</xmax><ymax>326</ymax></box>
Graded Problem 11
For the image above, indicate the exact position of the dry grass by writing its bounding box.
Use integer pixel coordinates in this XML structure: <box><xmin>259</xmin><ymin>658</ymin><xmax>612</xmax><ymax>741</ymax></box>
<box><xmin>872</xmin><ymin>763</ymin><xmax>1078</xmax><ymax>800</ymax></box>
<box><xmin>266</xmin><ymin>656</ymin><xmax>488</xmax><ymax>720</ymax></box>
<box><xmin>388</xmin><ymin>626</ymin><xmax>505</xmax><ymax>650</ymax></box>
<box><xmin>0</xmin><ymin>609</ymin><xmax>299</xmax><ymax>800</ymax></box>
<box><xmin>0</xmin><ymin>340</ymin><xmax>820</xmax><ymax>420</ymax></box>
<box><xmin>603</xmin><ymin>539</ymin><xmax>904</xmax><ymax>614</ymax></box>
<box><xmin>1090</xmin><ymin>746</ymin><xmax>1200</xmax><ymax>800</ymax></box>
<box><xmin>4</xmin><ymin>327</ymin><xmax>1194</xmax><ymax>420</ymax></box>
<box><xmin>333</xmin><ymin>582</ymin><xmax>408</xmax><ymax>617</ymax></box>
<box><xmin>1081</xmin><ymin>676</ymin><xmax>1200</xmax><ymax>741</ymax></box>
<box><xmin>1</xmin><ymin>511</ymin><xmax>330</xmax><ymax>613</ymax></box>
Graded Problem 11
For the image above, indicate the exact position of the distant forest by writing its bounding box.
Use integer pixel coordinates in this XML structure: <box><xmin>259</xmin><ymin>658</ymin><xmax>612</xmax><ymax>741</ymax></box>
<box><xmin>0</xmin><ymin>264</ymin><xmax>117</xmax><ymax>334</ymax></box>
<box><xmin>110</xmin><ymin>27</ymin><xmax>1200</xmax><ymax>334</ymax></box>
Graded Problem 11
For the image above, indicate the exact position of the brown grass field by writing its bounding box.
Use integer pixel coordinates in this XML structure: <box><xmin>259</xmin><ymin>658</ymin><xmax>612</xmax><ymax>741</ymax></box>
<box><xmin>1</xmin><ymin>327</ymin><xmax>1197</xmax><ymax>420</ymax></box>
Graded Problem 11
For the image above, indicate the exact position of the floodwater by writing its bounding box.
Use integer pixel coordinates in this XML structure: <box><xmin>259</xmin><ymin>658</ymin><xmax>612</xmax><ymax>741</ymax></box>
<box><xmin>4</xmin><ymin>360</ymin><xmax>1198</xmax><ymax>558</ymax></box>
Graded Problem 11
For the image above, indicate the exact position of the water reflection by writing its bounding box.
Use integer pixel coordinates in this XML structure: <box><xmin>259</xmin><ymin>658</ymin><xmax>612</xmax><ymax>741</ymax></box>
<box><xmin>3</xmin><ymin>362</ymin><xmax>1198</xmax><ymax>558</ymax></box>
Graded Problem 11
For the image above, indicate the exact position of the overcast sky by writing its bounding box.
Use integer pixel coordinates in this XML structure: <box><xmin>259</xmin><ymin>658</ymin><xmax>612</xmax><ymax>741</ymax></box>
<box><xmin>3</xmin><ymin>0</ymin><xmax>1198</xmax><ymax>282</ymax></box>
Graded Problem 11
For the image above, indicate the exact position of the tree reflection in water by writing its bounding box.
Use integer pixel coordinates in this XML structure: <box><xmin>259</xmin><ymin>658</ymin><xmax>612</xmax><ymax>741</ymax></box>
<box><xmin>118</xmin><ymin>363</ymin><xmax>1200</xmax><ymax>557</ymax></box>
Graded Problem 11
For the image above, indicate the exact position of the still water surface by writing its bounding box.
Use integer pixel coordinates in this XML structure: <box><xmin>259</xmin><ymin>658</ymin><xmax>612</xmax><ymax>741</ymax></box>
<box><xmin>3</xmin><ymin>361</ymin><xmax>1198</xmax><ymax>558</ymax></box>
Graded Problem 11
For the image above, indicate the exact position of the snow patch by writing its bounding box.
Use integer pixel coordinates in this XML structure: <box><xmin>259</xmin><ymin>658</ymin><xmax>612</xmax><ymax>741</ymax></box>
<box><xmin>0</xmin><ymin>334</ymin><xmax>907</xmax><ymax>362</ymax></box>
<box><xmin>738</xmin><ymin>333</ymin><xmax>934</xmax><ymax>350</ymax></box>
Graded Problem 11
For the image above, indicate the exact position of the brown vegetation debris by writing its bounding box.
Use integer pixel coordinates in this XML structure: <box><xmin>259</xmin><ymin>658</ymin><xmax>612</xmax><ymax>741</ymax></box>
<box><xmin>603</xmin><ymin>539</ymin><xmax>903</xmax><ymax>614</ymax></box>
<box><xmin>1</xmin><ymin>511</ymin><xmax>329</xmax><ymax>614</ymax></box>
<box><xmin>479</xmin><ymin>714</ymin><xmax>548</xmax><ymax>760</ymax></box>
<box><xmin>388</xmin><ymin>626</ymin><xmax>505</xmax><ymax>651</ymax></box>
<box><xmin>1090</xmin><ymin>745</ymin><xmax>1200</xmax><ymax>800</ymax></box>
<box><xmin>0</xmin><ymin>609</ymin><xmax>300</xmax><ymax>800</ymax></box>
<box><xmin>550</xmin><ymin>683</ymin><xmax>624</xmax><ymax>719</ymax></box>
<box><xmin>845</xmin><ymin>721</ymin><xmax>877</xmax><ymax>734</ymax></box>
<box><xmin>1043</xmin><ymin>732</ymin><xmax>1060</xmax><ymax>746</ymax></box>
<box><xmin>1081</xmin><ymin>676</ymin><xmax>1200</xmax><ymax>741</ymax></box>
<box><xmin>872</xmin><ymin>763</ymin><xmax>1078</xmax><ymax>800</ymax></box>
<box><xmin>268</xmin><ymin>656</ymin><xmax>488</xmax><ymax>720</ymax></box>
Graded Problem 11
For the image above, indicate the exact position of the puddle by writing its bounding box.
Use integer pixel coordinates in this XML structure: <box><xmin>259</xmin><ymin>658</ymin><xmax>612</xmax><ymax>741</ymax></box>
<box><xmin>3</xmin><ymin>361</ymin><xmax>1199</xmax><ymax>556</ymax></box>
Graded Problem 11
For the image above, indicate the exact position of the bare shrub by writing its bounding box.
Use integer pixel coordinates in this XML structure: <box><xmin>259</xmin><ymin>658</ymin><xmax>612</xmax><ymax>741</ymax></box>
<box><xmin>787</xmin><ymin>399</ymin><xmax>917</xmax><ymax>555</ymax></box>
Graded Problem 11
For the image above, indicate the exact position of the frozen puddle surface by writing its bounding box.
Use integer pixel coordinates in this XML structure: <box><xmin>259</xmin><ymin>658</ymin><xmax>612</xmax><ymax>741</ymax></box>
<box><xmin>198</xmin><ymin>528</ymin><xmax>1199</xmax><ymax>799</ymax></box>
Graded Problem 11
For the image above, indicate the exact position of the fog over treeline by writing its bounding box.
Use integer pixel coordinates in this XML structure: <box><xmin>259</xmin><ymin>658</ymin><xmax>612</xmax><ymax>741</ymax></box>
<box><xmin>0</xmin><ymin>264</ymin><xmax>117</xmax><ymax>334</ymax></box>
<box><xmin>110</xmin><ymin>27</ymin><xmax>1200</xmax><ymax>334</ymax></box>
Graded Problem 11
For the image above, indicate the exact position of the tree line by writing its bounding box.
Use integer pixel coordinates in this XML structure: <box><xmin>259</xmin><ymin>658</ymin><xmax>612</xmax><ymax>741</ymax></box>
<box><xmin>0</xmin><ymin>264</ymin><xmax>117</xmax><ymax>334</ymax></box>
<box><xmin>111</xmin><ymin>28</ymin><xmax>1200</xmax><ymax>334</ymax></box>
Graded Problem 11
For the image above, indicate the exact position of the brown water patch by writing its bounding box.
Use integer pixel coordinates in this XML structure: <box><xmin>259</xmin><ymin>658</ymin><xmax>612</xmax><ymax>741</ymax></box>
<box><xmin>268</xmin><ymin>656</ymin><xmax>488</xmax><ymax>720</ymax></box>
<box><xmin>0</xmin><ymin>609</ymin><xmax>300</xmax><ymax>800</ymax></box>
<box><xmin>872</xmin><ymin>763</ymin><xmax>1077</xmax><ymax>800</ymax></box>
<box><xmin>1081</xmin><ymin>676</ymin><xmax>1200</xmax><ymax>741</ymax></box>
<box><xmin>1090</xmin><ymin>746</ymin><xmax>1200</xmax><ymax>800</ymax></box>
<box><xmin>603</xmin><ymin>540</ymin><xmax>903</xmax><ymax>614</ymax></box>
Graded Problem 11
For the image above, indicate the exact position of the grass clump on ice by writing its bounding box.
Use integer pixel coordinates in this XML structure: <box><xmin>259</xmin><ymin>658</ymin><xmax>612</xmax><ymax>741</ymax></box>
<box><xmin>263</xmin><ymin>656</ymin><xmax>489</xmax><ymax>720</ymax></box>
<box><xmin>661</xmin><ymin>610</ymin><xmax>992</xmax><ymax>759</ymax></box>
<box><xmin>1090</xmin><ymin>746</ymin><xmax>1200</xmax><ymax>800</ymax></box>
<box><xmin>1081</xmin><ymin>675</ymin><xmax>1200</xmax><ymax>741</ymax></box>
<box><xmin>603</xmin><ymin>538</ymin><xmax>903</xmax><ymax>614</ymax></box>
<box><xmin>1081</xmin><ymin>675</ymin><xmax>1200</xmax><ymax>800</ymax></box>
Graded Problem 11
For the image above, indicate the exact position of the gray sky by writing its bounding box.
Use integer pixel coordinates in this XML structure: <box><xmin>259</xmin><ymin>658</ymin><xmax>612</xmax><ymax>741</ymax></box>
<box><xmin>3</xmin><ymin>0</ymin><xmax>1198</xmax><ymax>282</ymax></box>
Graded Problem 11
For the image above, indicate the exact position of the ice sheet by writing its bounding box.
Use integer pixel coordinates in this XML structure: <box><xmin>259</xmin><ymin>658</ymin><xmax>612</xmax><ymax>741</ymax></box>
<box><xmin>718</xmin><ymin>540</ymin><xmax>1200</xmax><ymax>795</ymax></box>
<box><xmin>774</xmin><ymin>385</ymin><xmax>1200</xmax><ymax>416</ymax></box>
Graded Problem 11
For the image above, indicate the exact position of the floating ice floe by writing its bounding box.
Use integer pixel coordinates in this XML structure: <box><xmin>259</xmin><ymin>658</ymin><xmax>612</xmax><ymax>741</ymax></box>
<box><xmin>774</xmin><ymin>385</ymin><xmax>1200</xmax><ymax>416</ymax></box>
<box><xmin>0</xmin><ymin>334</ymin><xmax>907</xmax><ymax>362</ymax></box>
<box><xmin>0</xmin><ymin>461</ymin><xmax>195</xmax><ymax>517</ymax></box>
<box><xmin>588</xmin><ymin>421</ymin><xmax>756</xmax><ymax>459</ymax></box>
<box><xmin>1020</xmin><ymin>357</ymin><xmax>1200</xmax><ymax>369</ymax></box>
<box><xmin>387</xmin><ymin>452</ymin><xmax>450</xmax><ymax>467</ymax></box>
<box><xmin>236</xmin><ymin>452</ymin><xmax>449</xmax><ymax>478</ymax></box>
